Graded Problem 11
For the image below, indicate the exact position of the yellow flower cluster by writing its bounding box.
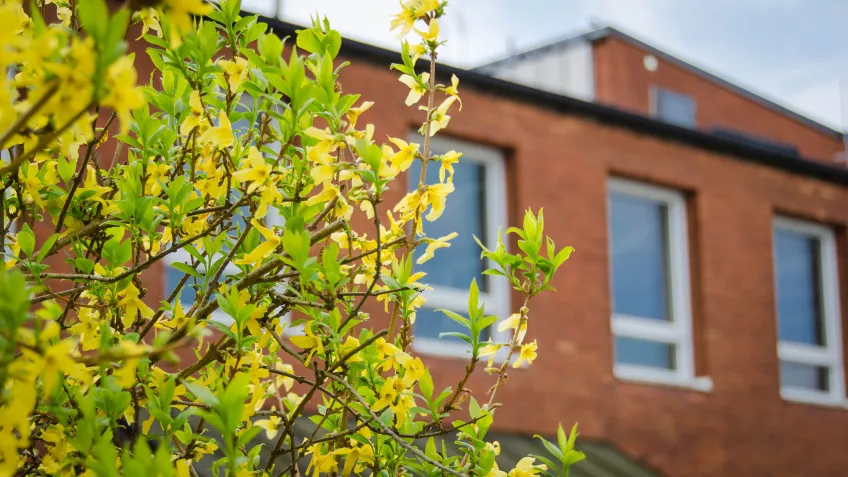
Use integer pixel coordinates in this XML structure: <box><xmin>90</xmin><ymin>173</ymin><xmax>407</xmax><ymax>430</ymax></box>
<box><xmin>0</xmin><ymin>0</ymin><xmax>578</xmax><ymax>475</ymax></box>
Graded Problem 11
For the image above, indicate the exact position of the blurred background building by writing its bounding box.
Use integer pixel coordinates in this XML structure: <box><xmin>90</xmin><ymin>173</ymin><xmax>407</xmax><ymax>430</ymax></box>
<box><xmin>127</xmin><ymin>3</ymin><xmax>848</xmax><ymax>475</ymax></box>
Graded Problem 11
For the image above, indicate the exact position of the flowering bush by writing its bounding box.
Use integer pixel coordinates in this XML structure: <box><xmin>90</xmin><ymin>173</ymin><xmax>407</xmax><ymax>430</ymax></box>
<box><xmin>0</xmin><ymin>0</ymin><xmax>582</xmax><ymax>475</ymax></box>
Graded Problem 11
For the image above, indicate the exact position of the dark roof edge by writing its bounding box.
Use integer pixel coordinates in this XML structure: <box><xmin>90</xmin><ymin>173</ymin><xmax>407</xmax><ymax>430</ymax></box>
<box><xmin>473</xmin><ymin>26</ymin><xmax>843</xmax><ymax>139</ymax></box>
<box><xmin>258</xmin><ymin>16</ymin><xmax>848</xmax><ymax>187</ymax></box>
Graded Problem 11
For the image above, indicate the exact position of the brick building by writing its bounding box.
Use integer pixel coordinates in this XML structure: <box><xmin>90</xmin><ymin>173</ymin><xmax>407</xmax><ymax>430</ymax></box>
<box><xmin>132</xmin><ymin>16</ymin><xmax>848</xmax><ymax>477</ymax></box>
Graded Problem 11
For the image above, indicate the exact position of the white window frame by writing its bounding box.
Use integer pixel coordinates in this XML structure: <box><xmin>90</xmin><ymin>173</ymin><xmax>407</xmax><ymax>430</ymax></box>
<box><xmin>773</xmin><ymin>216</ymin><xmax>845</xmax><ymax>406</ymax></box>
<box><xmin>408</xmin><ymin>135</ymin><xmax>511</xmax><ymax>360</ymax></box>
<box><xmin>607</xmin><ymin>178</ymin><xmax>711</xmax><ymax>391</ymax></box>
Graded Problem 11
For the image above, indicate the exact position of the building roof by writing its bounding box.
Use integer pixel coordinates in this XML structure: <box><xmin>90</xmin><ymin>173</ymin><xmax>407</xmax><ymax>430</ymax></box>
<box><xmin>259</xmin><ymin>16</ymin><xmax>848</xmax><ymax>187</ymax></box>
<box><xmin>474</xmin><ymin>26</ymin><xmax>843</xmax><ymax>140</ymax></box>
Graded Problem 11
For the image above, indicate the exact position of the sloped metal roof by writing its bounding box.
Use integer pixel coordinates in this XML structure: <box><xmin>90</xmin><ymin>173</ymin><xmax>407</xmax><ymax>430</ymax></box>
<box><xmin>474</xmin><ymin>26</ymin><xmax>843</xmax><ymax>139</ymax></box>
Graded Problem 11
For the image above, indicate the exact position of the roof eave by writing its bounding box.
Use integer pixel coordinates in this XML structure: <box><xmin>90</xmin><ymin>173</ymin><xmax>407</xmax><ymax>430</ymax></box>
<box><xmin>258</xmin><ymin>15</ymin><xmax>848</xmax><ymax>187</ymax></box>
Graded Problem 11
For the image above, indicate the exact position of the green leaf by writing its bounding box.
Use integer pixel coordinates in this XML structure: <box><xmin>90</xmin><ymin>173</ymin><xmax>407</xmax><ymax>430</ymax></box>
<box><xmin>170</xmin><ymin>262</ymin><xmax>203</xmax><ymax>280</ymax></box>
<box><xmin>237</xmin><ymin>425</ymin><xmax>263</xmax><ymax>447</ymax></box>
<box><xmin>557</xmin><ymin>423</ymin><xmax>568</xmax><ymax>453</ymax></box>
<box><xmin>436</xmin><ymin>309</ymin><xmax>470</xmax><ymax>329</ymax></box>
<box><xmin>468</xmin><ymin>278</ymin><xmax>480</xmax><ymax>318</ymax></box>
<box><xmin>438</xmin><ymin>332</ymin><xmax>472</xmax><ymax>345</ymax></box>
<box><xmin>78</xmin><ymin>0</ymin><xmax>109</xmax><ymax>44</ymax></box>
<box><xmin>533</xmin><ymin>434</ymin><xmax>564</xmax><ymax>461</ymax></box>
<box><xmin>17</xmin><ymin>223</ymin><xmax>34</xmax><ymax>257</ymax></box>
<box><xmin>183</xmin><ymin>382</ymin><xmax>219</xmax><ymax>407</ymax></box>
<box><xmin>468</xmin><ymin>397</ymin><xmax>481</xmax><ymax>419</ymax></box>
<box><xmin>418</xmin><ymin>369</ymin><xmax>434</xmax><ymax>399</ymax></box>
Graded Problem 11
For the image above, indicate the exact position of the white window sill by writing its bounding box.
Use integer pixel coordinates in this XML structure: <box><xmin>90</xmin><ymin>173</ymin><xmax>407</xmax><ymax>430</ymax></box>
<box><xmin>781</xmin><ymin>388</ymin><xmax>848</xmax><ymax>409</ymax></box>
<box><xmin>614</xmin><ymin>365</ymin><xmax>713</xmax><ymax>392</ymax></box>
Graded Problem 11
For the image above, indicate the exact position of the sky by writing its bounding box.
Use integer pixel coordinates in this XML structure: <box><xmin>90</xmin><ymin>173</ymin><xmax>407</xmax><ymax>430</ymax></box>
<box><xmin>243</xmin><ymin>0</ymin><xmax>848</xmax><ymax>132</ymax></box>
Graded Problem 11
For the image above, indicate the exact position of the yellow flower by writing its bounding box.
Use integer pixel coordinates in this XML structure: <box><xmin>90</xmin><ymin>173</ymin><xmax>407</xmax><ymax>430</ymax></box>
<box><xmin>30</xmin><ymin>340</ymin><xmax>78</xmax><ymax>394</ymax></box>
<box><xmin>416</xmin><ymin>232</ymin><xmax>457</xmax><ymax>264</ymax></box>
<box><xmin>374</xmin><ymin>337</ymin><xmax>405</xmax><ymax>372</ymax></box>
<box><xmin>135</xmin><ymin>8</ymin><xmax>162</xmax><ymax>39</ymax></box>
<box><xmin>102</xmin><ymin>56</ymin><xmax>144</xmax><ymax>134</ymax></box>
<box><xmin>372</xmin><ymin>376</ymin><xmax>402</xmax><ymax>411</ymax></box>
<box><xmin>400</xmin><ymin>356</ymin><xmax>426</xmax><ymax>388</ymax></box>
<box><xmin>69</xmin><ymin>307</ymin><xmax>103</xmax><ymax>351</ymax></box>
<box><xmin>256</xmin><ymin>182</ymin><xmax>282</xmax><ymax>220</ymax></box>
<box><xmin>437</xmin><ymin>151</ymin><xmax>461</xmax><ymax>184</ymax></box>
<box><xmin>423</xmin><ymin>182</ymin><xmax>454</xmax><ymax>222</ymax></box>
<box><xmin>346</xmin><ymin>101</ymin><xmax>374</xmax><ymax>127</ymax></box>
<box><xmin>497</xmin><ymin>313</ymin><xmax>527</xmax><ymax>343</ymax></box>
<box><xmin>443</xmin><ymin>74</ymin><xmax>462</xmax><ymax>109</ymax></box>
<box><xmin>78</xmin><ymin>166</ymin><xmax>110</xmax><ymax>207</ymax></box>
<box><xmin>145</xmin><ymin>162</ymin><xmax>170</xmax><ymax>196</ymax></box>
<box><xmin>290</xmin><ymin>322</ymin><xmax>324</xmax><ymax>364</ymax></box>
<box><xmin>425</xmin><ymin>95</ymin><xmax>457</xmax><ymax>136</ymax></box>
<box><xmin>478</xmin><ymin>340</ymin><xmax>504</xmax><ymax>369</ymax></box>
<box><xmin>255</xmin><ymin>412</ymin><xmax>282</xmax><ymax>439</ymax></box>
<box><xmin>305</xmin><ymin>444</ymin><xmax>340</xmax><ymax>476</ymax></box>
<box><xmin>508</xmin><ymin>457</ymin><xmax>547</xmax><ymax>477</ymax></box>
<box><xmin>57</xmin><ymin>6</ymin><xmax>72</xmax><ymax>27</ymax></box>
<box><xmin>390</xmin><ymin>3</ymin><xmax>417</xmax><ymax>38</ymax></box>
<box><xmin>415</xmin><ymin>18</ymin><xmax>439</xmax><ymax>42</ymax></box>
<box><xmin>218</xmin><ymin>57</ymin><xmax>249</xmax><ymax>92</ymax></box>
<box><xmin>413</xmin><ymin>0</ymin><xmax>440</xmax><ymax>16</ymax></box>
<box><xmin>485</xmin><ymin>462</ymin><xmax>508</xmax><ymax>477</ymax></box>
<box><xmin>17</xmin><ymin>163</ymin><xmax>45</xmax><ymax>209</ymax></box>
<box><xmin>268</xmin><ymin>363</ymin><xmax>294</xmax><ymax>393</ymax></box>
<box><xmin>338</xmin><ymin>336</ymin><xmax>363</xmax><ymax>363</ymax></box>
<box><xmin>233</xmin><ymin>219</ymin><xmax>280</xmax><ymax>265</ymax></box>
<box><xmin>387</xmin><ymin>137</ymin><xmax>419</xmax><ymax>171</ymax></box>
<box><xmin>117</xmin><ymin>283</ymin><xmax>155</xmax><ymax>328</ymax></box>
<box><xmin>486</xmin><ymin>441</ymin><xmax>501</xmax><ymax>456</ymax></box>
<box><xmin>514</xmin><ymin>340</ymin><xmax>538</xmax><ymax>368</ymax></box>
<box><xmin>335</xmin><ymin>439</ymin><xmax>375</xmax><ymax>477</ymax></box>
<box><xmin>232</xmin><ymin>147</ymin><xmax>271</xmax><ymax>194</ymax></box>
<box><xmin>410</xmin><ymin>42</ymin><xmax>428</xmax><ymax>63</ymax></box>
<box><xmin>398</xmin><ymin>73</ymin><xmax>429</xmax><ymax>106</ymax></box>
<box><xmin>180</xmin><ymin>90</ymin><xmax>206</xmax><ymax>136</ymax></box>
<box><xmin>200</xmin><ymin>111</ymin><xmax>233</xmax><ymax>148</ymax></box>
<box><xmin>161</xmin><ymin>0</ymin><xmax>213</xmax><ymax>47</ymax></box>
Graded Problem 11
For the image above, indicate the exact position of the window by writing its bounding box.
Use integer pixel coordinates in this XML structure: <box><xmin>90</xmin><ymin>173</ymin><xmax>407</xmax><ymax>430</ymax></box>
<box><xmin>651</xmin><ymin>87</ymin><xmax>697</xmax><ymax>128</ymax></box>
<box><xmin>163</xmin><ymin>210</ymin><xmax>285</xmax><ymax>325</ymax></box>
<box><xmin>773</xmin><ymin>217</ymin><xmax>844</xmax><ymax>405</ymax></box>
<box><xmin>607</xmin><ymin>178</ymin><xmax>708</xmax><ymax>389</ymax></box>
<box><xmin>408</xmin><ymin>136</ymin><xmax>509</xmax><ymax>358</ymax></box>
<box><xmin>163</xmin><ymin>94</ymin><xmax>291</xmax><ymax>326</ymax></box>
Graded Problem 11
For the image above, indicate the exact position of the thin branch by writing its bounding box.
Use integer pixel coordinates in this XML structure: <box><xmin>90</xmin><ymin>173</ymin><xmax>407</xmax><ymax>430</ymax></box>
<box><xmin>321</xmin><ymin>371</ymin><xmax>467</xmax><ymax>477</ymax></box>
<box><xmin>54</xmin><ymin>112</ymin><xmax>116</xmax><ymax>234</ymax></box>
<box><xmin>0</xmin><ymin>83</ymin><xmax>59</xmax><ymax>150</ymax></box>
<box><xmin>0</xmin><ymin>104</ymin><xmax>92</xmax><ymax>177</ymax></box>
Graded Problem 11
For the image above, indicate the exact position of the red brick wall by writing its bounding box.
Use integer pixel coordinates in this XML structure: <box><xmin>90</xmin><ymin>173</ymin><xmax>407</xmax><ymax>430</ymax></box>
<box><xmin>333</xmin><ymin>55</ymin><xmax>848</xmax><ymax>476</ymax></box>
<box><xmin>592</xmin><ymin>36</ymin><xmax>844</xmax><ymax>163</ymax></box>
<box><xmin>127</xmin><ymin>33</ymin><xmax>848</xmax><ymax>476</ymax></box>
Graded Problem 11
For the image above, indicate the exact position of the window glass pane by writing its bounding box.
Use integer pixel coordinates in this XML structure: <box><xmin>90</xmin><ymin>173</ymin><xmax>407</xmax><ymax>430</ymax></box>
<box><xmin>780</xmin><ymin>361</ymin><xmax>829</xmax><ymax>391</ymax></box>
<box><xmin>408</xmin><ymin>159</ymin><xmax>486</xmax><ymax>291</ymax></box>
<box><xmin>165</xmin><ymin>264</ymin><xmax>197</xmax><ymax>306</ymax></box>
<box><xmin>655</xmin><ymin>88</ymin><xmax>696</xmax><ymax>128</ymax></box>
<box><xmin>774</xmin><ymin>228</ymin><xmax>824</xmax><ymax>346</ymax></box>
<box><xmin>414</xmin><ymin>307</ymin><xmax>489</xmax><ymax>344</ymax></box>
<box><xmin>609</xmin><ymin>192</ymin><xmax>671</xmax><ymax>320</ymax></box>
<box><xmin>614</xmin><ymin>336</ymin><xmax>675</xmax><ymax>369</ymax></box>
